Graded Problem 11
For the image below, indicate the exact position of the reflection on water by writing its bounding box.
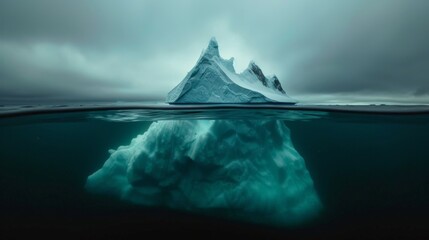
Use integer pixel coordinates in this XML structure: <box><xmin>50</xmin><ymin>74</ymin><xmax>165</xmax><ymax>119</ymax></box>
<box><xmin>89</xmin><ymin>109</ymin><xmax>327</xmax><ymax>122</ymax></box>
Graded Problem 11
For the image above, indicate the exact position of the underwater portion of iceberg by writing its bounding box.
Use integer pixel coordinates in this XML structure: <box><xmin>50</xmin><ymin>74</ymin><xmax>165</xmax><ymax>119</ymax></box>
<box><xmin>86</xmin><ymin>120</ymin><xmax>321</xmax><ymax>225</ymax></box>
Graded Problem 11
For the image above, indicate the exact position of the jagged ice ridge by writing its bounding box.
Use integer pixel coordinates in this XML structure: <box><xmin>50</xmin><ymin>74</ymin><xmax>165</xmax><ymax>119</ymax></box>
<box><xmin>166</xmin><ymin>38</ymin><xmax>295</xmax><ymax>103</ymax></box>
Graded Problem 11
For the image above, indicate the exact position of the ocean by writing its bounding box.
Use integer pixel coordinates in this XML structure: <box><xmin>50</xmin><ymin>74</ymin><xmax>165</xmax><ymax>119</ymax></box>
<box><xmin>1</xmin><ymin>104</ymin><xmax>429</xmax><ymax>239</ymax></box>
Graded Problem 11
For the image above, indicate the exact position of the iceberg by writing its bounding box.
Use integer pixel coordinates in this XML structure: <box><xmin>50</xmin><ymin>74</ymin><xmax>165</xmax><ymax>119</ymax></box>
<box><xmin>86</xmin><ymin>119</ymin><xmax>321</xmax><ymax>225</ymax></box>
<box><xmin>86</xmin><ymin>38</ymin><xmax>320</xmax><ymax>225</ymax></box>
<box><xmin>166</xmin><ymin>38</ymin><xmax>295</xmax><ymax>104</ymax></box>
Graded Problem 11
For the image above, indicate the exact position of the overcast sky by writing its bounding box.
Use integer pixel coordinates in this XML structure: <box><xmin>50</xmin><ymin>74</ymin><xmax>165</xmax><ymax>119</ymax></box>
<box><xmin>1</xmin><ymin>0</ymin><xmax>428</xmax><ymax>104</ymax></box>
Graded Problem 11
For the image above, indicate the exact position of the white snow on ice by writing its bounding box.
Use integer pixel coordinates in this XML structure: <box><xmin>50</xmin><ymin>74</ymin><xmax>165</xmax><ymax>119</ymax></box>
<box><xmin>166</xmin><ymin>38</ymin><xmax>295</xmax><ymax>104</ymax></box>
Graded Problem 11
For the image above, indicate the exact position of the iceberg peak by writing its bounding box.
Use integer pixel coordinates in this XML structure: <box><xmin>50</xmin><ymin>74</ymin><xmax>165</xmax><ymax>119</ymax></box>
<box><xmin>246</xmin><ymin>61</ymin><xmax>268</xmax><ymax>87</ymax></box>
<box><xmin>166</xmin><ymin>38</ymin><xmax>295</xmax><ymax>104</ymax></box>
<box><xmin>202</xmin><ymin>37</ymin><xmax>220</xmax><ymax>57</ymax></box>
<box><xmin>270</xmin><ymin>75</ymin><xmax>286</xmax><ymax>94</ymax></box>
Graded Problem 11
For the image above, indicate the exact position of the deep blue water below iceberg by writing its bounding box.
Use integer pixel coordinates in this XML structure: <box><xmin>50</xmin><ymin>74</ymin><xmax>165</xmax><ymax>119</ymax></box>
<box><xmin>1</xmin><ymin>104</ymin><xmax>429</xmax><ymax>238</ymax></box>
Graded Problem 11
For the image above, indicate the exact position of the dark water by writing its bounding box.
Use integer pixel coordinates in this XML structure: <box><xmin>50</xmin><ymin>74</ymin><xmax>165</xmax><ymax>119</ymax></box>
<box><xmin>1</xmin><ymin>105</ymin><xmax>429</xmax><ymax>239</ymax></box>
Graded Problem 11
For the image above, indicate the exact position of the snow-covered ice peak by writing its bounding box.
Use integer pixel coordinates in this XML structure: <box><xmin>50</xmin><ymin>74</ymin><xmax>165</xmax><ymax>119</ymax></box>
<box><xmin>246</xmin><ymin>61</ymin><xmax>269</xmax><ymax>87</ymax></box>
<box><xmin>270</xmin><ymin>75</ymin><xmax>286</xmax><ymax>94</ymax></box>
<box><xmin>166</xmin><ymin>38</ymin><xmax>295</xmax><ymax>104</ymax></box>
<box><xmin>203</xmin><ymin>37</ymin><xmax>220</xmax><ymax>57</ymax></box>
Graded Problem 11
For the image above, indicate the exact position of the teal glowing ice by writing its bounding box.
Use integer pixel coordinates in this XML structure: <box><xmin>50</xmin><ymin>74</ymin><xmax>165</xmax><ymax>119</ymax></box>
<box><xmin>86</xmin><ymin>120</ymin><xmax>322</xmax><ymax>225</ymax></box>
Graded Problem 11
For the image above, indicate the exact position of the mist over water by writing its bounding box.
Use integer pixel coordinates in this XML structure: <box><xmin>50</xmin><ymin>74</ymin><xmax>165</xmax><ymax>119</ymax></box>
<box><xmin>1</xmin><ymin>106</ymin><xmax>429</xmax><ymax>238</ymax></box>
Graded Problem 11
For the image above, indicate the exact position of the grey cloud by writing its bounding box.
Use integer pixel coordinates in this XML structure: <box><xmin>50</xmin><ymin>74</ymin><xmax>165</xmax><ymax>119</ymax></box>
<box><xmin>0</xmin><ymin>0</ymin><xmax>428</xmax><ymax>104</ymax></box>
<box><xmin>0</xmin><ymin>0</ymin><xmax>220</xmax><ymax>52</ymax></box>
<box><xmin>222</xmin><ymin>1</ymin><xmax>429</xmax><ymax>96</ymax></box>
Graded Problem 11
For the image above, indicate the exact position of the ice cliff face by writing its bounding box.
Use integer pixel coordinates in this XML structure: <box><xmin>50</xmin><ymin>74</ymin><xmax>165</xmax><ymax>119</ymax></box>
<box><xmin>166</xmin><ymin>38</ymin><xmax>295</xmax><ymax>103</ymax></box>
<box><xmin>86</xmin><ymin>120</ymin><xmax>321</xmax><ymax>225</ymax></box>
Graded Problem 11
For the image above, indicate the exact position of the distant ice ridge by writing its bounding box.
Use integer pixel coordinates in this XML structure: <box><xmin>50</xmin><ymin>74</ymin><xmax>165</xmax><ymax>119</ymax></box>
<box><xmin>166</xmin><ymin>38</ymin><xmax>295</xmax><ymax>103</ymax></box>
<box><xmin>86</xmin><ymin>120</ymin><xmax>321</xmax><ymax>225</ymax></box>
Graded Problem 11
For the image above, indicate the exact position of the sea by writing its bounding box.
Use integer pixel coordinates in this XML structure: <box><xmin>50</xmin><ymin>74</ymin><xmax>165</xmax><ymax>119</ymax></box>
<box><xmin>1</xmin><ymin>103</ymin><xmax>429</xmax><ymax>239</ymax></box>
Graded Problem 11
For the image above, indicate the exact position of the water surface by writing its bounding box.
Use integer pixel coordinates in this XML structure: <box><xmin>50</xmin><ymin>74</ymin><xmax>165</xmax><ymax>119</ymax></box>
<box><xmin>1</xmin><ymin>104</ymin><xmax>429</xmax><ymax>238</ymax></box>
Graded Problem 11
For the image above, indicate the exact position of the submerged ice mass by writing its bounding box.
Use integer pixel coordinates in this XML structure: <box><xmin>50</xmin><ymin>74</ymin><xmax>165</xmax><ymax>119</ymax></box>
<box><xmin>166</xmin><ymin>38</ymin><xmax>295</xmax><ymax>103</ymax></box>
<box><xmin>86</xmin><ymin>120</ymin><xmax>321</xmax><ymax>225</ymax></box>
